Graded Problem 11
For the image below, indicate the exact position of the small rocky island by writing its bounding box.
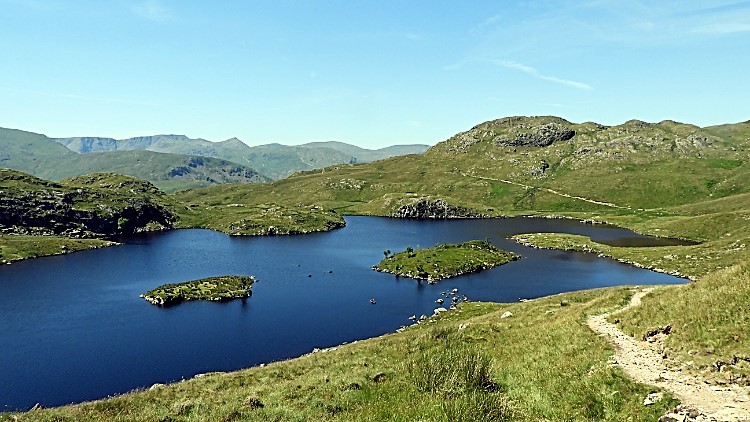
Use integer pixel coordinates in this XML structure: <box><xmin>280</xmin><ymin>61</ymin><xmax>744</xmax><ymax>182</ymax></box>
<box><xmin>373</xmin><ymin>240</ymin><xmax>518</xmax><ymax>283</ymax></box>
<box><xmin>141</xmin><ymin>275</ymin><xmax>256</xmax><ymax>306</ymax></box>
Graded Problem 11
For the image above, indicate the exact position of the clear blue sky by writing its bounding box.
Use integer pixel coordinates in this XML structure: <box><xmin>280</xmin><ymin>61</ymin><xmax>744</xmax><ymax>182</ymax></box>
<box><xmin>1</xmin><ymin>1</ymin><xmax>748</xmax><ymax>148</ymax></box>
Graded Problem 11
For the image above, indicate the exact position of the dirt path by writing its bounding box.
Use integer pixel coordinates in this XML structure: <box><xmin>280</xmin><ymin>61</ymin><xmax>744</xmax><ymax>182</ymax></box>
<box><xmin>588</xmin><ymin>288</ymin><xmax>750</xmax><ymax>422</ymax></box>
<box><xmin>463</xmin><ymin>173</ymin><xmax>631</xmax><ymax>209</ymax></box>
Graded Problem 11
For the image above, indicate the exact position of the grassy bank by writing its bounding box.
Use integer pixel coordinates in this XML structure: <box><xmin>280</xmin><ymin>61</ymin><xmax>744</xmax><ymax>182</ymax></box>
<box><xmin>1</xmin><ymin>287</ymin><xmax>678</xmax><ymax>421</ymax></box>
<box><xmin>615</xmin><ymin>262</ymin><xmax>750</xmax><ymax>386</ymax></box>
<box><xmin>512</xmin><ymin>231</ymin><xmax>750</xmax><ymax>281</ymax></box>
<box><xmin>0</xmin><ymin>235</ymin><xmax>114</xmax><ymax>265</ymax></box>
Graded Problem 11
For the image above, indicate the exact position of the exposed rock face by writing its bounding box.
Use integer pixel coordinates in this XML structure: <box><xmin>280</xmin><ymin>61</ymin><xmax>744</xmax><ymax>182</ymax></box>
<box><xmin>392</xmin><ymin>198</ymin><xmax>487</xmax><ymax>219</ymax></box>
<box><xmin>436</xmin><ymin>116</ymin><xmax>577</xmax><ymax>152</ymax></box>
<box><xmin>0</xmin><ymin>170</ymin><xmax>177</xmax><ymax>238</ymax></box>
<box><xmin>493</xmin><ymin>122</ymin><xmax>575</xmax><ymax>147</ymax></box>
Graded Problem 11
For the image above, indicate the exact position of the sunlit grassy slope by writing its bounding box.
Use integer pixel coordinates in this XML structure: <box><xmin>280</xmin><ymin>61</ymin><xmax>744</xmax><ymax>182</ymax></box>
<box><xmin>4</xmin><ymin>116</ymin><xmax>750</xmax><ymax>420</ymax></box>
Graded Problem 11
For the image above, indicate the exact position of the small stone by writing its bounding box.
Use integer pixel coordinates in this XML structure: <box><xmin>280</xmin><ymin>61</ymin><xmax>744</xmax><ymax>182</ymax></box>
<box><xmin>500</xmin><ymin>311</ymin><xmax>513</xmax><ymax>319</ymax></box>
<box><xmin>643</xmin><ymin>391</ymin><xmax>664</xmax><ymax>405</ymax></box>
<box><xmin>244</xmin><ymin>396</ymin><xmax>264</xmax><ymax>409</ymax></box>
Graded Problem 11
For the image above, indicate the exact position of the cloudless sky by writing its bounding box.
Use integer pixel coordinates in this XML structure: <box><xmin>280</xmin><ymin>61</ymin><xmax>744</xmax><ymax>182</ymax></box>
<box><xmin>1</xmin><ymin>0</ymin><xmax>749</xmax><ymax>148</ymax></box>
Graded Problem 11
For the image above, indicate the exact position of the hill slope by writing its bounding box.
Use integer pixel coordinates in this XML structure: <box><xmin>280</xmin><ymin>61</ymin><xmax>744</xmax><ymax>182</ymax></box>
<box><xmin>174</xmin><ymin>116</ymin><xmax>750</xmax><ymax>275</ymax></box>
<box><xmin>0</xmin><ymin>128</ymin><xmax>268</xmax><ymax>192</ymax></box>
<box><xmin>3</xmin><ymin>115</ymin><xmax>750</xmax><ymax>420</ymax></box>
<box><xmin>55</xmin><ymin>134</ymin><xmax>429</xmax><ymax>180</ymax></box>
<box><xmin>175</xmin><ymin>116</ymin><xmax>749</xmax><ymax>214</ymax></box>
<box><xmin>302</xmin><ymin>141</ymin><xmax>429</xmax><ymax>163</ymax></box>
<box><xmin>0</xmin><ymin>169</ymin><xmax>177</xmax><ymax>238</ymax></box>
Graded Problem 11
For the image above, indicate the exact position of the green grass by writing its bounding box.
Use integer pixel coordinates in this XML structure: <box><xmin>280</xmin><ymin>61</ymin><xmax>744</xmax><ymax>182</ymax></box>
<box><xmin>373</xmin><ymin>240</ymin><xmax>518</xmax><ymax>282</ymax></box>
<box><xmin>175</xmin><ymin>203</ymin><xmax>346</xmax><ymax>236</ymax></box>
<box><xmin>615</xmin><ymin>262</ymin><xmax>750</xmax><ymax>385</ymax></box>
<box><xmin>513</xmin><ymin>233</ymin><xmax>699</xmax><ymax>280</ymax></box>
<box><xmin>3</xmin><ymin>115</ymin><xmax>750</xmax><ymax>419</ymax></box>
<box><xmin>0</xmin><ymin>235</ymin><xmax>114</xmax><ymax>264</ymax></box>
<box><xmin>0</xmin><ymin>169</ymin><xmax>178</xmax><ymax>243</ymax></box>
<box><xmin>141</xmin><ymin>275</ymin><xmax>255</xmax><ymax>306</ymax></box>
<box><xmin>1</xmin><ymin>288</ymin><xmax>678</xmax><ymax>421</ymax></box>
<box><xmin>0</xmin><ymin>128</ymin><xmax>268</xmax><ymax>193</ymax></box>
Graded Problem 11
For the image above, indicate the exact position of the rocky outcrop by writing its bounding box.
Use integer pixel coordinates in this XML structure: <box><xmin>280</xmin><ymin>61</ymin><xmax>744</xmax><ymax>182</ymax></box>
<box><xmin>392</xmin><ymin>199</ymin><xmax>487</xmax><ymax>219</ymax></box>
<box><xmin>0</xmin><ymin>170</ymin><xmax>177</xmax><ymax>238</ymax></box>
<box><xmin>493</xmin><ymin>122</ymin><xmax>575</xmax><ymax>148</ymax></box>
<box><xmin>436</xmin><ymin>116</ymin><xmax>577</xmax><ymax>152</ymax></box>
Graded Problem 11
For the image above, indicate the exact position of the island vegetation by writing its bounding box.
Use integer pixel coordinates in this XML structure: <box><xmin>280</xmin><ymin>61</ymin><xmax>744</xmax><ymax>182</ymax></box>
<box><xmin>140</xmin><ymin>275</ymin><xmax>256</xmax><ymax>306</ymax></box>
<box><xmin>373</xmin><ymin>240</ymin><xmax>518</xmax><ymax>282</ymax></box>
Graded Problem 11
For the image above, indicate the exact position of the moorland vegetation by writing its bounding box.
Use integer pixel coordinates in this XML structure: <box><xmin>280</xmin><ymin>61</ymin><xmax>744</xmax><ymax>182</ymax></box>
<box><xmin>2</xmin><ymin>115</ymin><xmax>750</xmax><ymax>420</ymax></box>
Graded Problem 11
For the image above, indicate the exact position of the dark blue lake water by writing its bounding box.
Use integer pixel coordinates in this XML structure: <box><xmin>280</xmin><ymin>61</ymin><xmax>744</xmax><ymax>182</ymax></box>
<box><xmin>0</xmin><ymin>216</ymin><xmax>687</xmax><ymax>411</ymax></box>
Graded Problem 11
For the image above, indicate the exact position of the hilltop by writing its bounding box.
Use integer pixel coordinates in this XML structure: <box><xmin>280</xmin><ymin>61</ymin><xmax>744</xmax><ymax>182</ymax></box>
<box><xmin>174</xmin><ymin>116</ymin><xmax>748</xmax><ymax>250</ymax></box>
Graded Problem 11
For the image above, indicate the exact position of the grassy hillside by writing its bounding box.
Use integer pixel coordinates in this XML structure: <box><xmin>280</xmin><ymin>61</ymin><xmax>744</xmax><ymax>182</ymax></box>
<box><xmin>3</xmin><ymin>115</ymin><xmax>750</xmax><ymax>420</ymax></box>
<box><xmin>55</xmin><ymin>134</ymin><xmax>429</xmax><ymax>180</ymax></box>
<box><xmin>1</xmin><ymin>128</ymin><xmax>268</xmax><ymax>192</ymax></box>
<box><xmin>302</xmin><ymin>141</ymin><xmax>429</xmax><ymax>163</ymax></box>
<box><xmin>0</xmin><ymin>127</ymin><xmax>78</xmax><ymax>174</ymax></box>
<box><xmin>617</xmin><ymin>262</ymin><xmax>750</xmax><ymax>385</ymax></box>
<box><xmin>43</xmin><ymin>151</ymin><xmax>269</xmax><ymax>193</ymax></box>
<box><xmin>242</xmin><ymin>143</ymin><xmax>355</xmax><ymax>180</ymax></box>
<box><xmin>173</xmin><ymin>116</ymin><xmax>750</xmax><ymax>269</ymax></box>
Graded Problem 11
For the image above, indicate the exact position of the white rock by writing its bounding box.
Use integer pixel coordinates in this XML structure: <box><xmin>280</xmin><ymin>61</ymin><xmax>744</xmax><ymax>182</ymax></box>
<box><xmin>500</xmin><ymin>311</ymin><xmax>513</xmax><ymax>319</ymax></box>
<box><xmin>643</xmin><ymin>391</ymin><xmax>664</xmax><ymax>406</ymax></box>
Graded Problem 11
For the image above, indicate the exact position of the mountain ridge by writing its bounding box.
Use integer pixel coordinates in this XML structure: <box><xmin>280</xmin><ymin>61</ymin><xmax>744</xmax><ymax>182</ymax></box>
<box><xmin>0</xmin><ymin>128</ymin><xmax>269</xmax><ymax>193</ymax></box>
<box><xmin>53</xmin><ymin>133</ymin><xmax>430</xmax><ymax>179</ymax></box>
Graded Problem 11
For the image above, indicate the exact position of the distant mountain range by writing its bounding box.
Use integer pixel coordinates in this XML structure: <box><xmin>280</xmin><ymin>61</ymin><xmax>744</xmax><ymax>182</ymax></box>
<box><xmin>0</xmin><ymin>128</ymin><xmax>428</xmax><ymax>192</ymax></box>
<box><xmin>53</xmin><ymin>134</ymin><xmax>429</xmax><ymax>180</ymax></box>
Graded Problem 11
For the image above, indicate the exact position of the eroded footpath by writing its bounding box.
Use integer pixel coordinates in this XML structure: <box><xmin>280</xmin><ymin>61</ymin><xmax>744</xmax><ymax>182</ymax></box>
<box><xmin>588</xmin><ymin>288</ymin><xmax>750</xmax><ymax>422</ymax></box>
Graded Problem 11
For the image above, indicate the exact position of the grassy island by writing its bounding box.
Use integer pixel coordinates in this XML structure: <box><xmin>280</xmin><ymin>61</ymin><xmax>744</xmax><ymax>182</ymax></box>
<box><xmin>141</xmin><ymin>275</ymin><xmax>256</xmax><ymax>306</ymax></box>
<box><xmin>373</xmin><ymin>240</ymin><xmax>518</xmax><ymax>282</ymax></box>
